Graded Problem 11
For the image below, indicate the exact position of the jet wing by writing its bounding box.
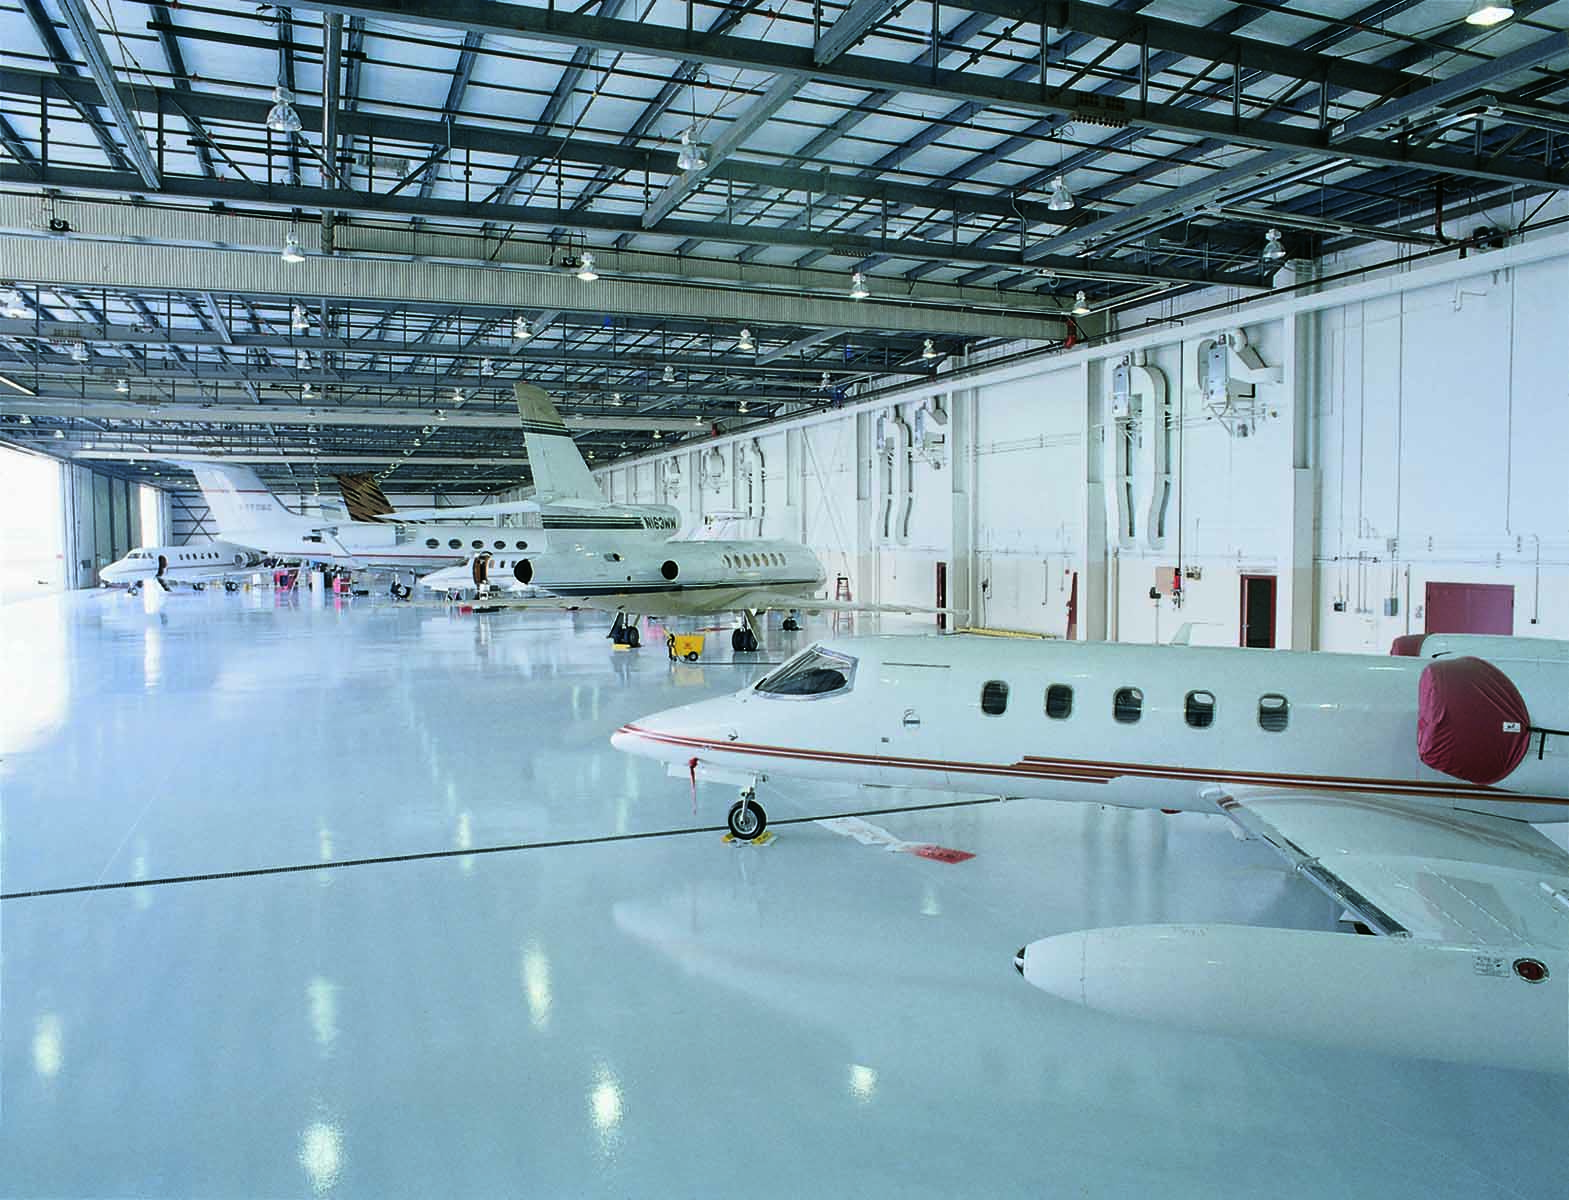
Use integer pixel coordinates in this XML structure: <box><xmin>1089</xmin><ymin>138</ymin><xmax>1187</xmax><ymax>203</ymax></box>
<box><xmin>1215</xmin><ymin>786</ymin><xmax>1569</xmax><ymax>948</ymax></box>
<box><xmin>737</xmin><ymin>591</ymin><xmax>959</xmax><ymax>617</ymax></box>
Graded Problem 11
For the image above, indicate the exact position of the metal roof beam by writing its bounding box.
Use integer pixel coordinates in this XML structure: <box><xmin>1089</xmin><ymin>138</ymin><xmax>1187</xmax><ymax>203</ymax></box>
<box><xmin>266</xmin><ymin>0</ymin><xmax>1569</xmax><ymax>190</ymax></box>
<box><xmin>18</xmin><ymin>0</ymin><xmax>142</xmax><ymax>178</ymax></box>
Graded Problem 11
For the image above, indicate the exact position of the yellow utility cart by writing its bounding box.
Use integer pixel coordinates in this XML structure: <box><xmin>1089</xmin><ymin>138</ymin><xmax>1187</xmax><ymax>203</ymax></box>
<box><xmin>666</xmin><ymin>632</ymin><xmax>705</xmax><ymax>662</ymax></box>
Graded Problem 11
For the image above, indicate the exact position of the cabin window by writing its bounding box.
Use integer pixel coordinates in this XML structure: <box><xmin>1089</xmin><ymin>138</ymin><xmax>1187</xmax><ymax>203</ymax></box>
<box><xmin>426</xmin><ymin>539</ymin><xmax>439</xmax><ymax>549</ymax></box>
<box><xmin>1259</xmin><ymin>694</ymin><xmax>1289</xmax><ymax>733</ymax></box>
<box><xmin>981</xmin><ymin>681</ymin><xmax>1009</xmax><ymax>715</ymax></box>
<box><xmin>1113</xmin><ymin>687</ymin><xmax>1143</xmax><ymax>724</ymax></box>
<box><xmin>1185</xmin><ymin>690</ymin><xmax>1216</xmax><ymax>729</ymax></box>
<box><xmin>1045</xmin><ymin>684</ymin><xmax>1073</xmax><ymax>719</ymax></box>
<box><xmin>755</xmin><ymin>645</ymin><xmax>856</xmax><ymax>698</ymax></box>
<box><xmin>723</xmin><ymin>555</ymin><xmax>732</xmax><ymax>568</ymax></box>
<box><xmin>494</xmin><ymin>540</ymin><xmax>506</xmax><ymax>550</ymax></box>
<box><xmin>471</xmin><ymin>540</ymin><xmax>484</xmax><ymax>550</ymax></box>
<box><xmin>515</xmin><ymin>541</ymin><xmax>527</xmax><ymax>550</ymax></box>
<box><xmin>448</xmin><ymin>539</ymin><xmax>462</xmax><ymax>549</ymax></box>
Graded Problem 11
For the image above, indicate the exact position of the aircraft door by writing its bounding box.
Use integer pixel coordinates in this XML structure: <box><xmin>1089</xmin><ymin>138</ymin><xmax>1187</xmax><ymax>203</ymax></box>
<box><xmin>156</xmin><ymin>554</ymin><xmax>168</xmax><ymax>578</ymax></box>
<box><xmin>878</xmin><ymin>661</ymin><xmax>952</xmax><ymax>788</ymax></box>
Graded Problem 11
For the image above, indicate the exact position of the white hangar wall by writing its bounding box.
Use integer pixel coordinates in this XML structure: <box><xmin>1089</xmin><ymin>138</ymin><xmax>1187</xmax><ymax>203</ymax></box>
<box><xmin>597</xmin><ymin>230</ymin><xmax>1569</xmax><ymax>652</ymax></box>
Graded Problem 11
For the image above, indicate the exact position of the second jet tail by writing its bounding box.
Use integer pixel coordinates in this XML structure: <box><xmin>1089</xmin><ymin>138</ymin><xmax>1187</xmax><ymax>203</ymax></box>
<box><xmin>515</xmin><ymin>383</ymin><xmax>604</xmax><ymax>503</ymax></box>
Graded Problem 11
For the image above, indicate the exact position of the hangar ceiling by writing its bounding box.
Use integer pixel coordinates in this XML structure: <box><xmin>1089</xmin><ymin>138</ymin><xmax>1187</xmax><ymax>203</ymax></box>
<box><xmin>2</xmin><ymin>0</ymin><xmax>1567</xmax><ymax>491</ymax></box>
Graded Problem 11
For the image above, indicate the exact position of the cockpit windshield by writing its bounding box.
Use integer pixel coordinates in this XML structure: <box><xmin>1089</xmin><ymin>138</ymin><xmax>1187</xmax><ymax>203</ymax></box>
<box><xmin>754</xmin><ymin>645</ymin><xmax>856</xmax><ymax>698</ymax></box>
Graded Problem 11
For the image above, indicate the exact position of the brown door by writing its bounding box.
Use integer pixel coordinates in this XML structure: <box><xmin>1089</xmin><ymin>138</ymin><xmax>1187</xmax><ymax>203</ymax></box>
<box><xmin>1240</xmin><ymin>574</ymin><xmax>1276</xmax><ymax>648</ymax></box>
<box><xmin>1425</xmin><ymin>582</ymin><xmax>1514</xmax><ymax>634</ymax></box>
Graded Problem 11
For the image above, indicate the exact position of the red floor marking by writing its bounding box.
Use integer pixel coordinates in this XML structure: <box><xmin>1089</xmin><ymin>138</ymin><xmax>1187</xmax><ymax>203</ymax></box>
<box><xmin>908</xmin><ymin>845</ymin><xmax>975</xmax><ymax>864</ymax></box>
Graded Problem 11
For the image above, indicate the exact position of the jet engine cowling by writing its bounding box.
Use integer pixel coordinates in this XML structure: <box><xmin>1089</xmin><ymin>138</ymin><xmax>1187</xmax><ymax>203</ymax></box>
<box><xmin>1417</xmin><ymin>656</ymin><xmax>1532</xmax><ymax>785</ymax></box>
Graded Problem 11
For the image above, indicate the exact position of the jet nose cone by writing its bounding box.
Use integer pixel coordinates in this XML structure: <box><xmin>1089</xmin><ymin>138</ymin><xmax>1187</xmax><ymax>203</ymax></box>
<box><xmin>1013</xmin><ymin>946</ymin><xmax>1026</xmax><ymax>976</ymax></box>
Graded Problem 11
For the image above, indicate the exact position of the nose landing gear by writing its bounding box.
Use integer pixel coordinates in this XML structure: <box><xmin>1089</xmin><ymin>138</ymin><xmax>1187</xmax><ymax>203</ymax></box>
<box><xmin>727</xmin><ymin>786</ymin><xmax>767</xmax><ymax>840</ymax></box>
<box><xmin>609</xmin><ymin>612</ymin><xmax>642</xmax><ymax>648</ymax></box>
<box><xmin>730</xmin><ymin>608</ymin><xmax>761</xmax><ymax>653</ymax></box>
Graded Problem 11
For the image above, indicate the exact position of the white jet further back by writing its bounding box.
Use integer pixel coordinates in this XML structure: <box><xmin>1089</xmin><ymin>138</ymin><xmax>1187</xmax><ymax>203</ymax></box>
<box><xmin>612</xmin><ymin>632</ymin><xmax>1569</xmax><ymax>1073</ymax></box>
<box><xmin>100</xmin><ymin>541</ymin><xmax>267</xmax><ymax>592</ymax></box>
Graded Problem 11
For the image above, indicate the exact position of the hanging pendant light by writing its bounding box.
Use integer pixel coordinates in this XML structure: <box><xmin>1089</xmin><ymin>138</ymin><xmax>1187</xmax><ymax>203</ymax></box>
<box><xmin>115</xmin><ymin>378</ymin><xmax>130</xmax><ymax>394</ymax></box>
<box><xmin>480</xmin><ymin>357</ymin><xmax>496</xmax><ymax>377</ymax></box>
<box><xmin>662</xmin><ymin>364</ymin><xmax>676</xmax><ymax>384</ymax></box>
<box><xmin>290</xmin><ymin>302</ymin><xmax>309</xmax><ymax>331</ymax></box>
<box><xmin>737</xmin><ymin>327</ymin><xmax>755</xmax><ymax>352</ymax></box>
<box><xmin>1465</xmin><ymin>1</ymin><xmax>1514</xmax><ymax>25</ymax></box>
<box><xmin>1071</xmin><ymin>290</ymin><xmax>1091</xmax><ymax>316</ymax></box>
<box><xmin>820</xmin><ymin>371</ymin><xmax>831</xmax><ymax>389</ymax></box>
<box><xmin>676</xmin><ymin>126</ymin><xmax>707</xmax><ymax>173</ymax></box>
<box><xmin>281</xmin><ymin>232</ymin><xmax>306</xmax><ymax>263</ymax></box>
<box><xmin>1263</xmin><ymin>228</ymin><xmax>1287</xmax><ymax>262</ymax></box>
<box><xmin>452</xmin><ymin>387</ymin><xmax>465</xmax><ymax>404</ymax></box>
<box><xmin>1047</xmin><ymin>175</ymin><xmax>1075</xmax><ymax>212</ymax></box>
<box><xmin>2</xmin><ymin>287</ymin><xmax>27</xmax><ymax>318</ymax></box>
<box><xmin>575</xmin><ymin>251</ymin><xmax>599</xmax><ymax>281</ymax></box>
<box><xmin>70</xmin><ymin>342</ymin><xmax>89</xmax><ymax>362</ymax></box>
<box><xmin>609</xmin><ymin>392</ymin><xmax>623</xmax><ymax>407</ymax></box>
<box><xmin>513</xmin><ymin>315</ymin><xmax>532</xmax><ymax>340</ymax></box>
<box><xmin>738</xmin><ymin>400</ymin><xmax>749</xmax><ymax>414</ymax></box>
<box><xmin>302</xmin><ymin>382</ymin><xmax>315</xmax><ymax>399</ymax></box>
<box><xmin>849</xmin><ymin>271</ymin><xmax>870</xmax><ymax>300</ymax></box>
<box><xmin>921</xmin><ymin>337</ymin><xmax>937</xmax><ymax>361</ymax></box>
<box><xmin>265</xmin><ymin>85</ymin><xmax>303</xmax><ymax>134</ymax></box>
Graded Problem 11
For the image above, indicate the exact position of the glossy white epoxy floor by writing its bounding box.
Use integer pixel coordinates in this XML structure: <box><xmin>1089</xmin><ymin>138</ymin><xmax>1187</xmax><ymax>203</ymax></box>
<box><xmin>2</xmin><ymin>588</ymin><xmax>1564</xmax><ymax>1198</ymax></box>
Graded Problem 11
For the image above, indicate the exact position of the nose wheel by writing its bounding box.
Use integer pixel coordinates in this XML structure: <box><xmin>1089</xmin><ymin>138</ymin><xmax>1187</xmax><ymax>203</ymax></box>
<box><xmin>730</xmin><ymin>627</ymin><xmax>758</xmax><ymax>653</ymax></box>
<box><xmin>727</xmin><ymin>788</ymin><xmax>767</xmax><ymax>840</ymax></box>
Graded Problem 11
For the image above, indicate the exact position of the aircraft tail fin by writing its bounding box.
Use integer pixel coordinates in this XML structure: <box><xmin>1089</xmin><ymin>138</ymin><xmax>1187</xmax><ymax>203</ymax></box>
<box><xmin>335</xmin><ymin>472</ymin><xmax>396</xmax><ymax>522</ymax></box>
<box><xmin>176</xmin><ymin>461</ymin><xmax>298</xmax><ymax>536</ymax></box>
<box><xmin>515</xmin><ymin>382</ymin><xmax>603</xmax><ymax>502</ymax></box>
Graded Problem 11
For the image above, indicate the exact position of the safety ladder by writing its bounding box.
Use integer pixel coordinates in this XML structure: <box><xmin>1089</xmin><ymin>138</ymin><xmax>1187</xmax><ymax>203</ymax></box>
<box><xmin>832</xmin><ymin>574</ymin><xmax>852</xmax><ymax>633</ymax></box>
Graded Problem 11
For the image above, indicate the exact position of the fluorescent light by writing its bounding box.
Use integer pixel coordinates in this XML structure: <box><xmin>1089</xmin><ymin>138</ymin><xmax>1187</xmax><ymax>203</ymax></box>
<box><xmin>265</xmin><ymin>85</ymin><xmax>303</xmax><ymax>134</ymax></box>
<box><xmin>737</xmin><ymin>327</ymin><xmax>755</xmax><ymax>353</ymax></box>
<box><xmin>282</xmin><ymin>234</ymin><xmax>306</xmax><ymax>264</ymax></box>
<box><xmin>849</xmin><ymin>270</ymin><xmax>869</xmax><ymax>300</ymax></box>
<box><xmin>575</xmin><ymin>251</ymin><xmax>599</xmax><ymax>282</ymax></box>
<box><xmin>1047</xmin><ymin>175</ymin><xmax>1074</xmax><ymax>212</ymax></box>
<box><xmin>1071</xmin><ymin>290</ymin><xmax>1091</xmax><ymax>316</ymax></box>
<box><xmin>1466</xmin><ymin>2</ymin><xmax>1514</xmax><ymax>25</ymax></box>
<box><xmin>1263</xmin><ymin>228</ymin><xmax>1287</xmax><ymax>262</ymax></box>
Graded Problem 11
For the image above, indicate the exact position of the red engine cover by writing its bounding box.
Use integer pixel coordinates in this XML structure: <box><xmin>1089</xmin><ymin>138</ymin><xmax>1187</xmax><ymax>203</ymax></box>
<box><xmin>1417</xmin><ymin>657</ymin><xmax>1531</xmax><ymax>785</ymax></box>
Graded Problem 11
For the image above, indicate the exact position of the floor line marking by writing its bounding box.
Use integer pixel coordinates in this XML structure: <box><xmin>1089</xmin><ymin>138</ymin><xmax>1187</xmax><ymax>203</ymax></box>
<box><xmin>0</xmin><ymin>798</ymin><xmax>1004</xmax><ymax>901</ymax></box>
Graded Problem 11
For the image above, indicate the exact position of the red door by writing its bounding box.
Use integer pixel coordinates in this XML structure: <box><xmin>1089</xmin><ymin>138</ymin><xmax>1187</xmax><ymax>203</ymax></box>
<box><xmin>1425</xmin><ymin>582</ymin><xmax>1514</xmax><ymax>635</ymax></box>
<box><xmin>1240</xmin><ymin>574</ymin><xmax>1276</xmax><ymax>648</ymax></box>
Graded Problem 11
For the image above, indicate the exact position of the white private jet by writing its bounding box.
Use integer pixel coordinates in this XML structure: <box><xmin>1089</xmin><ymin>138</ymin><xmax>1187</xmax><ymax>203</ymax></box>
<box><xmin>100</xmin><ymin>541</ymin><xmax>268</xmax><ymax>593</ymax></box>
<box><xmin>611</xmin><ymin>631</ymin><xmax>1569</xmax><ymax>1073</ymax></box>
<box><xmin>420</xmin><ymin>386</ymin><xmax>945</xmax><ymax>648</ymax></box>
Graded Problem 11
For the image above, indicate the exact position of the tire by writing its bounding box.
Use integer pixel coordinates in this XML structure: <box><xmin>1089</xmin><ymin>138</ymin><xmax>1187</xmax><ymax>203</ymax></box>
<box><xmin>731</xmin><ymin>629</ymin><xmax>744</xmax><ymax>652</ymax></box>
<box><xmin>727</xmin><ymin>799</ymin><xmax>767</xmax><ymax>840</ymax></box>
<box><xmin>626</xmin><ymin>626</ymin><xmax>640</xmax><ymax>649</ymax></box>
<box><xmin>684</xmin><ymin>651</ymin><xmax>700</xmax><ymax>662</ymax></box>
<box><xmin>743</xmin><ymin>629</ymin><xmax>759</xmax><ymax>653</ymax></box>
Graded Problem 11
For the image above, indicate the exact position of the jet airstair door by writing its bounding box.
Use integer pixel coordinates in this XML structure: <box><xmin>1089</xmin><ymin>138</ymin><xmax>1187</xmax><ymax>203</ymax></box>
<box><xmin>878</xmin><ymin>660</ymin><xmax>952</xmax><ymax>788</ymax></box>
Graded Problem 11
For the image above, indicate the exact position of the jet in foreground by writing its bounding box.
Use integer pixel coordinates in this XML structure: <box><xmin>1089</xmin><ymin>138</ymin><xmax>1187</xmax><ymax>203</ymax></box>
<box><xmin>100</xmin><ymin>541</ymin><xmax>267</xmax><ymax>592</ymax></box>
<box><xmin>612</xmin><ymin>631</ymin><xmax>1569</xmax><ymax>1072</ymax></box>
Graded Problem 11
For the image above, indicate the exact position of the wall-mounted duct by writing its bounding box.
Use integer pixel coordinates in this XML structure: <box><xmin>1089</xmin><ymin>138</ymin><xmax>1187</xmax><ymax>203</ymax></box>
<box><xmin>748</xmin><ymin>438</ymin><xmax>766</xmax><ymax>521</ymax></box>
<box><xmin>1195</xmin><ymin>327</ymin><xmax>1281</xmax><ymax>438</ymax></box>
<box><xmin>1104</xmin><ymin>356</ymin><xmax>1170</xmax><ymax>551</ymax></box>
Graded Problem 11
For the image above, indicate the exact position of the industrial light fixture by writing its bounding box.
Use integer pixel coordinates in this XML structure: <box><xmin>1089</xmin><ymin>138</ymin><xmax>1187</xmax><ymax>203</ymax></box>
<box><xmin>302</xmin><ymin>382</ymin><xmax>315</xmax><ymax>399</ymax></box>
<box><xmin>452</xmin><ymin>387</ymin><xmax>464</xmax><ymax>404</ymax></box>
<box><xmin>737</xmin><ymin>327</ymin><xmax>755</xmax><ymax>353</ymax></box>
<box><xmin>1263</xmin><ymin>227</ymin><xmax>1287</xmax><ymax>261</ymax></box>
<box><xmin>849</xmin><ymin>270</ymin><xmax>870</xmax><ymax>300</ymax></box>
<box><xmin>652</xmin><ymin>428</ymin><xmax>663</xmax><ymax>440</ymax></box>
<box><xmin>587</xmin><ymin>449</ymin><xmax>596</xmax><ymax>460</ymax></box>
<box><xmin>921</xmin><ymin>337</ymin><xmax>937</xmax><ymax>361</ymax></box>
<box><xmin>53</xmin><ymin>428</ymin><xmax>64</xmax><ymax>439</ymax></box>
<box><xmin>820</xmin><ymin>371</ymin><xmax>831</xmax><ymax>389</ymax></box>
<box><xmin>575</xmin><ymin>251</ymin><xmax>599</xmax><ymax>282</ymax></box>
<box><xmin>281</xmin><ymin>232</ymin><xmax>306</xmax><ymax>264</ymax></box>
<box><xmin>70</xmin><ymin>342</ymin><xmax>88</xmax><ymax>362</ymax></box>
<box><xmin>115</xmin><ymin>377</ymin><xmax>129</xmax><ymax>393</ymax></box>
<box><xmin>738</xmin><ymin>400</ymin><xmax>749</xmax><ymax>414</ymax></box>
<box><xmin>265</xmin><ymin>85</ymin><xmax>303</xmax><ymax>134</ymax></box>
<box><xmin>1465</xmin><ymin>1</ymin><xmax>1514</xmax><ymax>25</ymax></box>
<box><xmin>290</xmin><ymin>302</ymin><xmax>309</xmax><ymax>331</ymax></box>
<box><xmin>676</xmin><ymin>126</ymin><xmax>706</xmax><ymax>173</ymax></box>
<box><xmin>609</xmin><ymin>392</ymin><xmax>623</xmax><ymax>407</ymax></box>
<box><xmin>435</xmin><ymin>408</ymin><xmax>446</xmax><ymax>419</ymax></box>
<box><xmin>2</xmin><ymin>287</ymin><xmax>26</xmax><ymax>318</ymax></box>
<box><xmin>18</xmin><ymin>413</ymin><xmax>31</xmax><ymax>423</ymax></box>
<box><xmin>480</xmin><ymin>357</ymin><xmax>496</xmax><ymax>377</ymax></box>
<box><xmin>1047</xmin><ymin>175</ymin><xmax>1075</xmax><ymax>212</ymax></box>
<box><xmin>1071</xmin><ymin>290</ymin><xmax>1091</xmax><ymax>316</ymax></box>
<box><xmin>513</xmin><ymin>315</ymin><xmax>532</xmax><ymax>340</ymax></box>
<box><xmin>662</xmin><ymin>364</ymin><xmax>676</xmax><ymax>383</ymax></box>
